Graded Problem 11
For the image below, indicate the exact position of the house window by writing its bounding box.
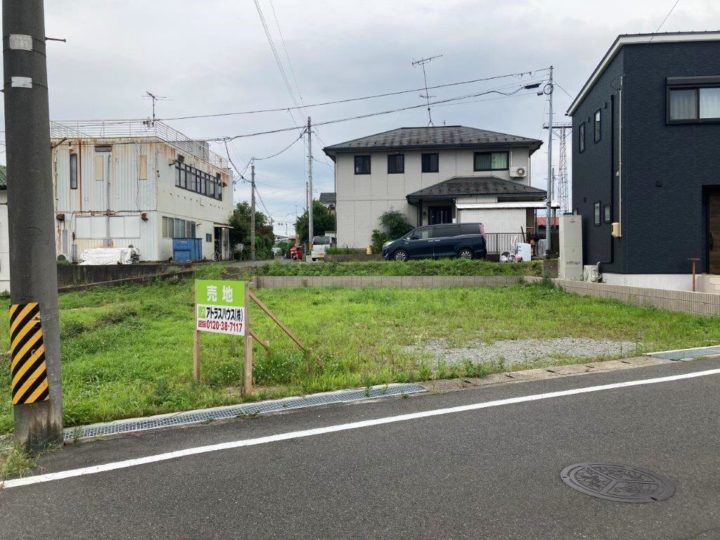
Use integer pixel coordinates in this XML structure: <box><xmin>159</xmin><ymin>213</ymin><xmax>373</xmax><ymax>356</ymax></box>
<box><xmin>604</xmin><ymin>204</ymin><xmax>612</xmax><ymax>223</ymax></box>
<box><xmin>473</xmin><ymin>151</ymin><xmax>509</xmax><ymax>171</ymax></box>
<box><xmin>668</xmin><ymin>77</ymin><xmax>720</xmax><ymax>122</ymax></box>
<box><xmin>421</xmin><ymin>153</ymin><xmax>439</xmax><ymax>173</ymax></box>
<box><xmin>206</xmin><ymin>233</ymin><xmax>212</xmax><ymax>243</ymax></box>
<box><xmin>594</xmin><ymin>202</ymin><xmax>601</xmax><ymax>226</ymax></box>
<box><xmin>162</xmin><ymin>217</ymin><xmax>173</xmax><ymax>238</ymax></box>
<box><xmin>579</xmin><ymin>123</ymin><xmax>586</xmax><ymax>153</ymax></box>
<box><xmin>594</xmin><ymin>110</ymin><xmax>601</xmax><ymax>143</ymax></box>
<box><xmin>387</xmin><ymin>154</ymin><xmax>404</xmax><ymax>174</ymax></box>
<box><xmin>354</xmin><ymin>155</ymin><xmax>371</xmax><ymax>175</ymax></box>
<box><xmin>69</xmin><ymin>153</ymin><xmax>78</xmax><ymax>189</ymax></box>
<box><xmin>138</xmin><ymin>155</ymin><xmax>148</xmax><ymax>181</ymax></box>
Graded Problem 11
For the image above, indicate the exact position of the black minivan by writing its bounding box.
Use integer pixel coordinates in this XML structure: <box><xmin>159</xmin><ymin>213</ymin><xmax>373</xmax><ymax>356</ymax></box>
<box><xmin>382</xmin><ymin>223</ymin><xmax>487</xmax><ymax>261</ymax></box>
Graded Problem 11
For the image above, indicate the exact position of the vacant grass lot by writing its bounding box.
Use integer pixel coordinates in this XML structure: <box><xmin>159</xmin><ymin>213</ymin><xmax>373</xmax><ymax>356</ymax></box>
<box><xmin>251</xmin><ymin>259</ymin><xmax>544</xmax><ymax>277</ymax></box>
<box><xmin>0</xmin><ymin>266</ymin><xmax>718</xmax><ymax>434</ymax></box>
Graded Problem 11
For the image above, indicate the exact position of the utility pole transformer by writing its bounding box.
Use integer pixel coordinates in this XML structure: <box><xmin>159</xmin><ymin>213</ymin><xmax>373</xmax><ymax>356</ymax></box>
<box><xmin>3</xmin><ymin>0</ymin><xmax>64</xmax><ymax>449</ymax></box>
<box><xmin>545</xmin><ymin>65</ymin><xmax>554</xmax><ymax>256</ymax></box>
<box><xmin>250</xmin><ymin>162</ymin><xmax>256</xmax><ymax>261</ymax></box>
<box><xmin>307</xmin><ymin>117</ymin><xmax>313</xmax><ymax>254</ymax></box>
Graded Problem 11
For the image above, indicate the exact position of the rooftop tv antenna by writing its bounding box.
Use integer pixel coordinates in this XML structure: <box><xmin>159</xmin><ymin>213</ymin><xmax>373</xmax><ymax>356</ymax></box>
<box><xmin>144</xmin><ymin>90</ymin><xmax>167</xmax><ymax>126</ymax></box>
<box><xmin>412</xmin><ymin>54</ymin><xmax>443</xmax><ymax>126</ymax></box>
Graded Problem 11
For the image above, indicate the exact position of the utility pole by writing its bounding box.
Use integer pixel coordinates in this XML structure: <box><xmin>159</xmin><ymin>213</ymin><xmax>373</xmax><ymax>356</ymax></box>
<box><xmin>250</xmin><ymin>161</ymin><xmax>256</xmax><ymax>261</ymax></box>
<box><xmin>545</xmin><ymin>65</ymin><xmax>554</xmax><ymax>256</ymax></box>
<box><xmin>3</xmin><ymin>0</ymin><xmax>64</xmax><ymax>449</ymax></box>
<box><xmin>307</xmin><ymin>117</ymin><xmax>313</xmax><ymax>255</ymax></box>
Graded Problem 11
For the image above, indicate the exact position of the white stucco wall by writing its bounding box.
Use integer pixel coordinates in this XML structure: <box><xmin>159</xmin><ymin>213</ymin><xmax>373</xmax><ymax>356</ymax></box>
<box><xmin>334</xmin><ymin>148</ymin><xmax>532</xmax><ymax>248</ymax></box>
<box><xmin>457</xmin><ymin>208</ymin><xmax>527</xmax><ymax>234</ymax></box>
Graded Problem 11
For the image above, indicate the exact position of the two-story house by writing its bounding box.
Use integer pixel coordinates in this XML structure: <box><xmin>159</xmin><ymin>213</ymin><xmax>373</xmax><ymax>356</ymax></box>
<box><xmin>49</xmin><ymin>121</ymin><xmax>234</xmax><ymax>262</ymax></box>
<box><xmin>323</xmin><ymin>126</ymin><xmax>545</xmax><ymax>249</ymax></box>
<box><xmin>569</xmin><ymin>31</ymin><xmax>720</xmax><ymax>291</ymax></box>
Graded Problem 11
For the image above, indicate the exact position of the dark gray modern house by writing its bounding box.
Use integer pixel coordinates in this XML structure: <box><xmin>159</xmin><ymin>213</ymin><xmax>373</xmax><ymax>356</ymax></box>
<box><xmin>568</xmin><ymin>31</ymin><xmax>720</xmax><ymax>291</ymax></box>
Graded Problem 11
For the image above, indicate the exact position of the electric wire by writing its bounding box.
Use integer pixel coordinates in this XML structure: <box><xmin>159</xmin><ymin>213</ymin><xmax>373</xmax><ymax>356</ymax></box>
<box><xmin>211</xmin><ymin>81</ymin><xmax>544</xmax><ymax>142</ymax></box>
<box><xmin>652</xmin><ymin>0</ymin><xmax>682</xmax><ymax>35</ymax></box>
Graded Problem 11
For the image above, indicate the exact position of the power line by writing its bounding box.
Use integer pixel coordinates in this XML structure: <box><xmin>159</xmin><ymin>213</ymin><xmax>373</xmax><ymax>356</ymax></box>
<box><xmin>653</xmin><ymin>0</ymin><xmax>682</xmax><ymax>35</ymax></box>
<box><xmin>144</xmin><ymin>68</ymin><xmax>548</xmax><ymax>122</ymax></box>
<box><xmin>253</xmin><ymin>0</ymin><xmax>304</xmax><ymax>132</ymax></box>
<box><xmin>251</xmin><ymin>132</ymin><xmax>305</xmax><ymax>161</ymax></box>
<box><xmin>268</xmin><ymin>0</ymin><xmax>306</xmax><ymax>113</ymax></box>
<box><xmin>212</xmin><ymin>80</ymin><xmax>544</xmax><ymax>142</ymax></box>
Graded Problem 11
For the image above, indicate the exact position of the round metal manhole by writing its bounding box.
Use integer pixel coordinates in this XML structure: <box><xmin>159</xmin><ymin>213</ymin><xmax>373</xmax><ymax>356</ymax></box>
<box><xmin>560</xmin><ymin>463</ymin><xmax>675</xmax><ymax>503</ymax></box>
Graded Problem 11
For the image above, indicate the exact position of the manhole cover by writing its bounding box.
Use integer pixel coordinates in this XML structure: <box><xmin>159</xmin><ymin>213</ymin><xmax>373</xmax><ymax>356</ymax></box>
<box><xmin>560</xmin><ymin>463</ymin><xmax>674</xmax><ymax>503</ymax></box>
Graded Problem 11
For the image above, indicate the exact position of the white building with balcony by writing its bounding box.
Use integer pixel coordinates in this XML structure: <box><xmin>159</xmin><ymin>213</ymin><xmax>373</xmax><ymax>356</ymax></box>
<box><xmin>50</xmin><ymin>121</ymin><xmax>233</xmax><ymax>262</ymax></box>
<box><xmin>323</xmin><ymin>126</ymin><xmax>546</xmax><ymax>249</ymax></box>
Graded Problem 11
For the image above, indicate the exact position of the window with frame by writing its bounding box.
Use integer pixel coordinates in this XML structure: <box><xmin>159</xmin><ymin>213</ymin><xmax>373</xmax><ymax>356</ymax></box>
<box><xmin>354</xmin><ymin>155</ymin><xmax>371</xmax><ymax>175</ymax></box>
<box><xmin>175</xmin><ymin>159</ymin><xmax>223</xmax><ymax>200</ymax></box>
<box><xmin>594</xmin><ymin>202</ymin><xmax>601</xmax><ymax>226</ymax></box>
<box><xmin>594</xmin><ymin>110</ymin><xmax>602</xmax><ymax>143</ymax></box>
<box><xmin>668</xmin><ymin>77</ymin><xmax>720</xmax><ymax>122</ymax></box>
<box><xmin>604</xmin><ymin>204</ymin><xmax>612</xmax><ymax>223</ymax></box>
<box><xmin>69</xmin><ymin>153</ymin><xmax>78</xmax><ymax>189</ymax></box>
<box><xmin>579</xmin><ymin>123</ymin><xmax>586</xmax><ymax>153</ymax></box>
<box><xmin>421</xmin><ymin>153</ymin><xmax>439</xmax><ymax>173</ymax></box>
<box><xmin>473</xmin><ymin>151</ymin><xmax>509</xmax><ymax>171</ymax></box>
<box><xmin>387</xmin><ymin>154</ymin><xmax>404</xmax><ymax>174</ymax></box>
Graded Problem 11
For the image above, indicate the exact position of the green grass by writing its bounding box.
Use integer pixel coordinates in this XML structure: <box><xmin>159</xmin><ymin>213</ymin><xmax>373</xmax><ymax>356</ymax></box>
<box><xmin>0</xmin><ymin>268</ymin><xmax>718</xmax><ymax>434</ymax></box>
<box><xmin>252</xmin><ymin>258</ymin><xmax>544</xmax><ymax>277</ymax></box>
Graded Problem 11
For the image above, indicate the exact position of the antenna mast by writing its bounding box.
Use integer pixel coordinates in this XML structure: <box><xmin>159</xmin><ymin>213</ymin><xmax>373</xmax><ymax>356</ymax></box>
<box><xmin>412</xmin><ymin>54</ymin><xmax>443</xmax><ymax>126</ymax></box>
<box><xmin>144</xmin><ymin>90</ymin><xmax>167</xmax><ymax>125</ymax></box>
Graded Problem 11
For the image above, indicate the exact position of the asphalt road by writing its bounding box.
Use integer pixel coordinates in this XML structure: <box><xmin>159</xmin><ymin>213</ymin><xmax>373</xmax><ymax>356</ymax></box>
<box><xmin>2</xmin><ymin>358</ymin><xmax>720</xmax><ymax>539</ymax></box>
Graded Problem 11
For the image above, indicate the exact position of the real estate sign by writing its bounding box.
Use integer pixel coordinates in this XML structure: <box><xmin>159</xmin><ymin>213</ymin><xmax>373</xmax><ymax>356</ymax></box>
<box><xmin>195</xmin><ymin>279</ymin><xmax>245</xmax><ymax>336</ymax></box>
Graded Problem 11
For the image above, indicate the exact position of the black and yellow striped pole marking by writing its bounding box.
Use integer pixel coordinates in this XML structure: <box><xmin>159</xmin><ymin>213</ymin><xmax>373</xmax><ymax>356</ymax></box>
<box><xmin>9</xmin><ymin>302</ymin><xmax>50</xmax><ymax>405</ymax></box>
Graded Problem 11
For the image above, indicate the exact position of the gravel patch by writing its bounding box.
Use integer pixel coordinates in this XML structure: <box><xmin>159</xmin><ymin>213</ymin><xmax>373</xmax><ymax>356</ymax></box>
<box><xmin>405</xmin><ymin>338</ymin><xmax>638</xmax><ymax>368</ymax></box>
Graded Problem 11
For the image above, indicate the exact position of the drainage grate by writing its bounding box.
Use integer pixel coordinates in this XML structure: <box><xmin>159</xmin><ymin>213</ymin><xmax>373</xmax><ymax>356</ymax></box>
<box><xmin>561</xmin><ymin>463</ymin><xmax>675</xmax><ymax>503</ymax></box>
<box><xmin>64</xmin><ymin>383</ymin><xmax>425</xmax><ymax>442</ymax></box>
<box><xmin>647</xmin><ymin>345</ymin><xmax>720</xmax><ymax>361</ymax></box>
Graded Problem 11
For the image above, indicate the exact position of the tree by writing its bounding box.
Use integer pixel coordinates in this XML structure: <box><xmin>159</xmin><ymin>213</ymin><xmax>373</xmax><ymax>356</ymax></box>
<box><xmin>228</xmin><ymin>202</ymin><xmax>275</xmax><ymax>260</ymax></box>
<box><xmin>371</xmin><ymin>210</ymin><xmax>414</xmax><ymax>252</ymax></box>
<box><xmin>295</xmin><ymin>201</ymin><xmax>336</xmax><ymax>244</ymax></box>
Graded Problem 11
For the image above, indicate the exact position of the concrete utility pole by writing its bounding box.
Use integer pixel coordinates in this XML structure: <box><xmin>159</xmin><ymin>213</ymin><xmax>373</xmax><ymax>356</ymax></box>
<box><xmin>307</xmin><ymin>117</ymin><xmax>313</xmax><ymax>253</ymax></box>
<box><xmin>545</xmin><ymin>65</ymin><xmax>554</xmax><ymax>256</ymax></box>
<box><xmin>3</xmin><ymin>0</ymin><xmax>64</xmax><ymax>448</ymax></box>
<box><xmin>250</xmin><ymin>161</ymin><xmax>256</xmax><ymax>261</ymax></box>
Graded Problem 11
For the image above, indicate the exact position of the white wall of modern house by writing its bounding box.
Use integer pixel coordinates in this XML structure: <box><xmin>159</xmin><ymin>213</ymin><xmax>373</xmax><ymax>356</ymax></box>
<box><xmin>51</xmin><ymin>138</ymin><xmax>233</xmax><ymax>262</ymax></box>
<box><xmin>334</xmin><ymin>147</ymin><xmax>532</xmax><ymax>248</ymax></box>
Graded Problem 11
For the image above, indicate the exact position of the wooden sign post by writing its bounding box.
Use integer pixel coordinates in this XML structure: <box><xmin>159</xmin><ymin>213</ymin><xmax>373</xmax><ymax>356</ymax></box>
<box><xmin>194</xmin><ymin>279</ymin><xmax>307</xmax><ymax>397</ymax></box>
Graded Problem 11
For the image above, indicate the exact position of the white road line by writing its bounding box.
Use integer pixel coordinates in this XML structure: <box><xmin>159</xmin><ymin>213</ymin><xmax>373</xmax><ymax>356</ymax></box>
<box><xmin>3</xmin><ymin>367</ymin><xmax>720</xmax><ymax>491</ymax></box>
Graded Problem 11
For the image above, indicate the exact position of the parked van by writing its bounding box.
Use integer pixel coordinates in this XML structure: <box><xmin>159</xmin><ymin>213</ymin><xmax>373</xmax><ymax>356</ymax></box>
<box><xmin>381</xmin><ymin>223</ymin><xmax>486</xmax><ymax>261</ymax></box>
<box><xmin>310</xmin><ymin>234</ymin><xmax>336</xmax><ymax>261</ymax></box>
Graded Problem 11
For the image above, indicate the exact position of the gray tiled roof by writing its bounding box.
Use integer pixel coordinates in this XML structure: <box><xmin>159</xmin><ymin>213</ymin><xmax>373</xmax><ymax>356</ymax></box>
<box><xmin>406</xmin><ymin>176</ymin><xmax>546</xmax><ymax>203</ymax></box>
<box><xmin>319</xmin><ymin>192</ymin><xmax>336</xmax><ymax>204</ymax></box>
<box><xmin>0</xmin><ymin>165</ymin><xmax>6</xmax><ymax>189</ymax></box>
<box><xmin>323</xmin><ymin>126</ymin><xmax>542</xmax><ymax>156</ymax></box>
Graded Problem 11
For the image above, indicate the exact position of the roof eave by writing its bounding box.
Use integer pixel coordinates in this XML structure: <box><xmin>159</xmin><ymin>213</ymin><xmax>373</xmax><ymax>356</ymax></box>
<box><xmin>324</xmin><ymin>140</ymin><xmax>542</xmax><ymax>155</ymax></box>
<box><xmin>567</xmin><ymin>31</ymin><xmax>720</xmax><ymax>116</ymax></box>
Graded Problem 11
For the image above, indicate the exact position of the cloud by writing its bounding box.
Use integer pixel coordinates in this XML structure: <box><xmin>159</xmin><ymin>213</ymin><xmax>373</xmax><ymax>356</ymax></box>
<box><xmin>2</xmin><ymin>0</ymin><xmax>719</xmax><ymax>236</ymax></box>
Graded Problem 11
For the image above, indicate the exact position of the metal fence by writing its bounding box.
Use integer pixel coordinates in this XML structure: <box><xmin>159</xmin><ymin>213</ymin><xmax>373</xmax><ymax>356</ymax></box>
<box><xmin>50</xmin><ymin>120</ymin><xmax>228</xmax><ymax>169</ymax></box>
<box><xmin>484</xmin><ymin>231</ymin><xmax>559</xmax><ymax>256</ymax></box>
<box><xmin>484</xmin><ymin>233</ymin><xmax>526</xmax><ymax>254</ymax></box>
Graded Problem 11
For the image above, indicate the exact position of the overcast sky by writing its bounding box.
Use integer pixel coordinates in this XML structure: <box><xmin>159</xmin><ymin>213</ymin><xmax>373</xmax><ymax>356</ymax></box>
<box><xmin>2</xmin><ymin>0</ymin><xmax>719</xmax><ymax>236</ymax></box>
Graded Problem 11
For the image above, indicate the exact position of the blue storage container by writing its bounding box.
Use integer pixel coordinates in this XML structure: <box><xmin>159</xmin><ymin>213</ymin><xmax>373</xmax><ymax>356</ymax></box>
<box><xmin>173</xmin><ymin>238</ymin><xmax>202</xmax><ymax>261</ymax></box>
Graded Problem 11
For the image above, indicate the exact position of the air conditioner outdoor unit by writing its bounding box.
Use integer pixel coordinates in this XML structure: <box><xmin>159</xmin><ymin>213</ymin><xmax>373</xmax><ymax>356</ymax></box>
<box><xmin>510</xmin><ymin>167</ymin><xmax>527</xmax><ymax>178</ymax></box>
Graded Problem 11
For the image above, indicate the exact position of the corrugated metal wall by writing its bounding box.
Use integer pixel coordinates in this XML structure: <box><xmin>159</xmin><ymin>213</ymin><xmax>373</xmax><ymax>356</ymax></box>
<box><xmin>51</xmin><ymin>137</ymin><xmax>230</xmax><ymax>262</ymax></box>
